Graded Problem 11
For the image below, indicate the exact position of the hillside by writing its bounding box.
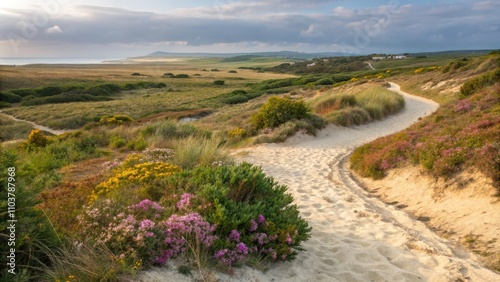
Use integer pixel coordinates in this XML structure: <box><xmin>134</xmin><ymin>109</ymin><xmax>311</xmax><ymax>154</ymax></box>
<box><xmin>350</xmin><ymin>52</ymin><xmax>500</xmax><ymax>270</ymax></box>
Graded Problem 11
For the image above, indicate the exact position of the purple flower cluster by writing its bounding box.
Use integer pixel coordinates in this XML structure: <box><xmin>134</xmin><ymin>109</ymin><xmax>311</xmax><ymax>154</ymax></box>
<box><xmin>155</xmin><ymin>213</ymin><xmax>217</xmax><ymax>264</ymax></box>
<box><xmin>454</xmin><ymin>99</ymin><xmax>472</xmax><ymax>112</ymax></box>
<box><xmin>176</xmin><ymin>193</ymin><xmax>195</xmax><ymax>210</ymax></box>
<box><xmin>214</xmin><ymin>242</ymin><xmax>250</xmax><ymax>266</ymax></box>
<box><xmin>229</xmin><ymin>230</ymin><xmax>241</xmax><ymax>242</ymax></box>
<box><xmin>135</xmin><ymin>199</ymin><xmax>163</xmax><ymax>212</ymax></box>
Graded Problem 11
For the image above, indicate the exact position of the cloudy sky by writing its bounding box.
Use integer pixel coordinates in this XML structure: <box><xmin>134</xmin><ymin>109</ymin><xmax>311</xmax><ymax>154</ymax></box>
<box><xmin>0</xmin><ymin>0</ymin><xmax>499</xmax><ymax>58</ymax></box>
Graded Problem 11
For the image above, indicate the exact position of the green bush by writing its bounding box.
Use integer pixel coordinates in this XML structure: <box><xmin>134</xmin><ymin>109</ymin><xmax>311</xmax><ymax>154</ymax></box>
<box><xmin>85</xmin><ymin>83</ymin><xmax>121</xmax><ymax>96</ymax></box>
<box><xmin>160</xmin><ymin>162</ymin><xmax>311</xmax><ymax>263</ymax></box>
<box><xmin>251</xmin><ymin>97</ymin><xmax>309</xmax><ymax>129</ymax></box>
<box><xmin>174</xmin><ymin>74</ymin><xmax>190</xmax><ymax>78</ymax></box>
<box><xmin>0</xmin><ymin>92</ymin><xmax>22</xmax><ymax>103</ymax></box>
<box><xmin>222</xmin><ymin>93</ymin><xmax>249</xmax><ymax>104</ymax></box>
<box><xmin>34</xmin><ymin>86</ymin><xmax>63</xmax><ymax>97</ymax></box>
<box><xmin>213</xmin><ymin>80</ymin><xmax>225</xmax><ymax>86</ymax></box>
<box><xmin>9</xmin><ymin>88</ymin><xmax>36</xmax><ymax>97</ymax></box>
<box><xmin>460</xmin><ymin>68</ymin><xmax>500</xmax><ymax>97</ymax></box>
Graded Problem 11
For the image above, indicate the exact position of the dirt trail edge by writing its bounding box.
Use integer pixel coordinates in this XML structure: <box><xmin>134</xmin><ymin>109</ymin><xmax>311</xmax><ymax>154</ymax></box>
<box><xmin>231</xmin><ymin>82</ymin><xmax>499</xmax><ymax>281</ymax></box>
<box><xmin>0</xmin><ymin>111</ymin><xmax>75</xmax><ymax>135</ymax></box>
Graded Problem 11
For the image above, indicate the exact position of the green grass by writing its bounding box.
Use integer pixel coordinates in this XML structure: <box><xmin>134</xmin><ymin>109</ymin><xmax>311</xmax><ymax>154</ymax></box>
<box><xmin>309</xmin><ymin>84</ymin><xmax>405</xmax><ymax>126</ymax></box>
<box><xmin>0</xmin><ymin>114</ymin><xmax>33</xmax><ymax>141</ymax></box>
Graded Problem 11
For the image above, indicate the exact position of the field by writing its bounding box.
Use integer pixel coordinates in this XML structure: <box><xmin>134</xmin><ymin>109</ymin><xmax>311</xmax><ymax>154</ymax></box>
<box><xmin>1</xmin><ymin>52</ymin><xmax>499</xmax><ymax>280</ymax></box>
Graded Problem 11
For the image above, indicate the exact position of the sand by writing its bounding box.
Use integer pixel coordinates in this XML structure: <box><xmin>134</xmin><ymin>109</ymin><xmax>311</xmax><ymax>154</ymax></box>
<box><xmin>138</xmin><ymin>83</ymin><xmax>500</xmax><ymax>281</ymax></box>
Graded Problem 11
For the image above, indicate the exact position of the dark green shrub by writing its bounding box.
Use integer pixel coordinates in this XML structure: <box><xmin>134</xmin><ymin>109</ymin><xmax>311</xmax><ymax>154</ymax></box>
<box><xmin>174</xmin><ymin>74</ymin><xmax>190</xmax><ymax>78</ymax></box>
<box><xmin>131</xmin><ymin>72</ymin><xmax>142</xmax><ymax>76</ymax></box>
<box><xmin>315</xmin><ymin>78</ymin><xmax>334</xmax><ymax>85</ymax></box>
<box><xmin>9</xmin><ymin>88</ymin><xmax>36</xmax><ymax>97</ymax></box>
<box><xmin>0</xmin><ymin>101</ymin><xmax>11</xmax><ymax>108</ymax></box>
<box><xmin>251</xmin><ymin>97</ymin><xmax>309</xmax><ymax>129</ymax></box>
<box><xmin>213</xmin><ymin>80</ymin><xmax>225</xmax><ymax>86</ymax></box>
<box><xmin>228</xmin><ymin>70</ymin><xmax>237</xmax><ymax>73</ymax></box>
<box><xmin>35</xmin><ymin>86</ymin><xmax>64</xmax><ymax>97</ymax></box>
<box><xmin>85</xmin><ymin>83</ymin><xmax>121</xmax><ymax>96</ymax></box>
<box><xmin>0</xmin><ymin>91</ymin><xmax>22</xmax><ymax>103</ymax></box>
<box><xmin>163</xmin><ymin>73</ymin><xmax>175</xmax><ymax>78</ymax></box>
<box><xmin>460</xmin><ymin>68</ymin><xmax>500</xmax><ymax>96</ymax></box>
<box><xmin>222</xmin><ymin>94</ymin><xmax>249</xmax><ymax>104</ymax></box>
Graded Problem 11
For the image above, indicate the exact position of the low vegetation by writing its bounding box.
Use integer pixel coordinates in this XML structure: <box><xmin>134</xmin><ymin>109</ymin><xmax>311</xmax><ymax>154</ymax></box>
<box><xmin>350</xmin><ymin>76</ymin><xmax>500</xmax><ymax>192</ymax></box>
<box><xmin>310</xmin><ymin>84</ymin><xmax>405</xmax><ymax>126</ymax></box>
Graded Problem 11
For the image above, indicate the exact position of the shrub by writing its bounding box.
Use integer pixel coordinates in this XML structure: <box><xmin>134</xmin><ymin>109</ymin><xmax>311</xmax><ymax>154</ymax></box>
<box><xmin>228</xmin><ymin>70</ymin><xmax>237</xmax><ymax>73</ymax></box>
<box><xmin>251</xmin><ymin>97</ymin><xmax>309</xmax><ymax>129</ymax></box>
<box><xmin>173</xmin><ymin>163</ymin><xmax>312</xmax><ymax>263</ymax></box>
<box><xmin>227</xmin><ymin>128</ymin><xmax>247</xmax><ymax>140</ymax></box>
<box><xmin>460</xmin><ymin>68</ymin><xmax>500</xmax><ymax>97</ymax></box>
<box><xmin>27</xmin><ymin>129</ymin><xmax>48</xmax><ymax>147</ymax></box>
<box><xmin>163</xmin><ymin>73</ymin><xmax>175</xmax><ymax>78</ymax></box>
<box><xmin>89</xmin><ymin>156</ymin><xmax>181</xmax><ymax>203</ymax></box>
<box><xmin>99</xmin><ymin>114</ymin><xmax>135</xmax><ymax>125</ymax></box>
<box><xmin>85</xmin><ymin>83</ymin><xmax>121</xmax><ymax>96</ymax></box>
<box><xmin>0</xmin><ymin>91</ymin><xmax>22</xmax><ymax>103</ymax></box>
<box><xmin>35</xmin><ymin>86</ymin><xmax>64</xmax><ymax>97</ymax></box>
<box><xmin>131</xmin><ymin>72</ymin><xmax>142</xmax><ymax>76</ymax></box>
<box><xmin>213</xmin><ymin>80</ymin><xmax>225</xmax><ymax>86</ymax></box>
<box><xmin>222</xmin><ymin>93</ymin><xmax>249</xmax><ymax>104</ymax></box>
<box><xmin>9</xmin><ymin>88</ymin><xmax>36</xmax><ymax>97</ymax></box>
<box><xmin>174</xmin><ymin>74</ymin><xmax>190</xmax><ymax>78</ymax></box>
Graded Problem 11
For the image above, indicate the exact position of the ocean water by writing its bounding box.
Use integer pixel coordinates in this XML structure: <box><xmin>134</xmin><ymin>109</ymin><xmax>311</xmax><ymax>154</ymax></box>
<box><xmin>0</xmin><ymin>57</ymin><xmax>113</xmax><ymax>65</ymax></box>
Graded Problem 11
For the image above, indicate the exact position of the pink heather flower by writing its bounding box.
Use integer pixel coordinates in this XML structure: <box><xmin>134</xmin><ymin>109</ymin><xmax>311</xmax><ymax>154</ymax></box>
<box><xmin>135</xmin><ymin>199</ymin><xmax>163</xmax><ymax>211</ymax></box>
<box><xmin>255</xmin><ymin>233</ymin><xmax>268</xmax><ymax>245</ymax></box>
<box><xmin>176</xmin><ymin>193</ymin><xmax>195</xmax><ymax>210</ymax></box>
<box><xmin>249</xmin><ymin>219</ymin><xmax>258</xmax><ymax>232</ymax></box>
<box><xmin>139</xmin><ymin>219</ymin><xmax>155</xmax><ymax>230</ymax></box>
<box><xmin>229</xmin><ymin>230</ymin><xmax>240</xmax><ymax>242</ymax></box>
<box><xmin>257</xmin><ymin>214</ymin><xmax>265</xmax><ymax>224</ymax></box>
<box><xmin>286</xmin><ymin>233</ymin><xmax>293</xmax><ymax>244</ymax></box>
<box><xmin>145</xmin><ymin>232</ymin><xmax>154</xmax><ymax>237</ymax></box>
<box><xmin>215</xmin><ymin>249</ymin><xmax>228</xmax><ymax>259</ymax></box>
<box><xmin>236</xmin><ymin>243</ymin><xmax>248</xmax><ymax>255</ymax></box>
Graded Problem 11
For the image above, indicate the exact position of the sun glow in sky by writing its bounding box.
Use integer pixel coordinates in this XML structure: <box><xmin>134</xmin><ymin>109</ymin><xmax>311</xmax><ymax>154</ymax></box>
<box><xmin>0</xmin><ymin>0</ymin><xmax>498</xmax><ymax>58</ymax></box>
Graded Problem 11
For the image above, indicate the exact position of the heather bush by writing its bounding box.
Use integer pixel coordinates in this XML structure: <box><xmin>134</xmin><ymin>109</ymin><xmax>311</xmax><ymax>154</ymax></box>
<box><xmin>350</xmin><ymin>84</ymin><xmax>500</xmax><ymax>190</ymax></box>
<box><xmin>165</xmin><ymin>163</ymin><xmax>311</xmax><ymax>264</ymax></box>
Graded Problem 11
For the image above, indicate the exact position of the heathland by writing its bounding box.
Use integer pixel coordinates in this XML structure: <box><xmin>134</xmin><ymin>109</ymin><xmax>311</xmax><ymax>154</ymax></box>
<box><xmin>0</xmin><ymin>51</ymin><xmax>499</xmax><ymax>281</ymax></box>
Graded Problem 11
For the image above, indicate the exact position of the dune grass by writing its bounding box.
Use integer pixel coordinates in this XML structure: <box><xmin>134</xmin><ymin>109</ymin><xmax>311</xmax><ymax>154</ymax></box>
<box><xmin>309</xmin><ymin>83</ymin><xmax>405</xmax><ymax>126</ymax></box>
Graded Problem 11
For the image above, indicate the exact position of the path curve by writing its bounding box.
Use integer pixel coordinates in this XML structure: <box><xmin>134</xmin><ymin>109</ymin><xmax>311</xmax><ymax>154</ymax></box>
<box><xmin>231</xmin><ymin>82</ymin><xmax>499</xmax><ymax>281</ymax></box>
<box><xmin>0</xmin><ymin>111</ymin><xmax>75</xmax><ymax>135</ymax></box>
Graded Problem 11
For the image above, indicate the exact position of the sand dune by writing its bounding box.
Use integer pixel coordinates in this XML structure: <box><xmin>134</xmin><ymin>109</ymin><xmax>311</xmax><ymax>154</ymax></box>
<box><xmin>139</xmin><ymin>83</ymin><xmax>500</xmax><ymax>281</ymax></box>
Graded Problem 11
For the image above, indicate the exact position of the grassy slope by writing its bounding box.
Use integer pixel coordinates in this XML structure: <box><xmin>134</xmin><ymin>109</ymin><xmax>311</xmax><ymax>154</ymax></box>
<box><xmin>350</xmin><ymin>54</ymin><xmax>500</xmax><ymax>190</ymax></box>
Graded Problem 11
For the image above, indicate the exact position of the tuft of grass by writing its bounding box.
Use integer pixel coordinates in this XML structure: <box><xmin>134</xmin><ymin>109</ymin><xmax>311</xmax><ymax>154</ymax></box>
<box><xmin>171</xmin><ymin>136</ymin><xmax>232</xmax><ymax>169</ymax></box>
<box><xmin>40</xmin><ymin>240</ymin><xmax>127</xmax><ymax>282</ymax></box>
<box><xmin>310</xmin><ymin>84</ymin><xmax>404</xmax><ymax>126</ymax></box>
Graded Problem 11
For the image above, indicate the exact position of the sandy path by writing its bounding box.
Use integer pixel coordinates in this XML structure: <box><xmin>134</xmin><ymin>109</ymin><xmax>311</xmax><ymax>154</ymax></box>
<box><xmin>230</xmin><ymin>83</ymin><xmax>499</xmax><ymax>281</ymax></box>
<box><xmin>139</xmin><ymin>83</ymin><xmax>499</xmax><ymax>281</ymax></box>
<box><xmin>0</xmin><ymin>111</ymin><xmax>74</xmax><ymax>135</ymax></box>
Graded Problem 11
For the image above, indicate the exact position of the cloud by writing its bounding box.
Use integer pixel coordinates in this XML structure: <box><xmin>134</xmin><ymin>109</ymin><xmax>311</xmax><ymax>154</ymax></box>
<box><xmin>46</xmin><ymin>25</ymin><xmax>62</xmax><ymax>33</ymax></box>
<box><xmin>0</xmin><ymin>0</ymin><xmax>498</xmax><ymax>57</ymax></box>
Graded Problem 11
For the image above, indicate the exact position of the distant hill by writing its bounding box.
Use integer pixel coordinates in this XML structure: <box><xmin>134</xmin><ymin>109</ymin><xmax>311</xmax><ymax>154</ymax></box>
<box><xmin>140</xmin><ymin>51</ymin><xmax>354</xmax><ymax>60</ymax></box>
